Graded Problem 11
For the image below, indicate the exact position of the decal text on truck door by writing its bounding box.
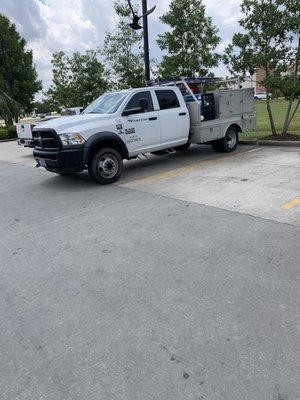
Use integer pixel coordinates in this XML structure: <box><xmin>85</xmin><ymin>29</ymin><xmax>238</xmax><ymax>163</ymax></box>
<box><xmin>125</xmin><ymin>128</ymin><xmax>136</xmax><ymax>135</ymax></box>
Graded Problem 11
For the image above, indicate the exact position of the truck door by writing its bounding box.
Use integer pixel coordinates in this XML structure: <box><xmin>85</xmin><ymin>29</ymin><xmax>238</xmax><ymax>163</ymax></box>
<box><xmin>155</xmin><ymin>89</ymin><xmax>190</xmax><ymax>147</ymax></box>
<box><xmin>121</xmin><ymin>91</ymin><xmax>161</xmax><ymax>155</ymax></box>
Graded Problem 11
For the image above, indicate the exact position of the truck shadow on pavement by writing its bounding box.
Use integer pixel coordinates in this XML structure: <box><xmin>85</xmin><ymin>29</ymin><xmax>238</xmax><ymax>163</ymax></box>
<box><xmin>39</xmin><ymin>144</ymin><xmax>255</xmax><ymax>190</ymax></box>
<box><xmin>117</xmin><ymin>144</ymin><xmax>255</xmax><ymax>185</ymax></box>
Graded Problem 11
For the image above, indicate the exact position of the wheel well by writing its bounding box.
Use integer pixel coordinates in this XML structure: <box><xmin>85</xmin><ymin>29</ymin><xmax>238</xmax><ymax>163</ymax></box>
<box><xmin>228</xmin><ymin>124</ymin><xmax>242</xmax><ymax>134</ymax></box>
<box><xmin>87</xmin><ymin>139</ymin><xmax>127</xmax><ymax>164</ymax></box>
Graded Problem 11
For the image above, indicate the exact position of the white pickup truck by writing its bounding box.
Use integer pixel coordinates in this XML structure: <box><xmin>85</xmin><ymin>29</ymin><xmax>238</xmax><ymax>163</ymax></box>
<box><xmin>33</xmin><ymin>79</ymin><xmax>256</xmax><ymax>184</ymax></box>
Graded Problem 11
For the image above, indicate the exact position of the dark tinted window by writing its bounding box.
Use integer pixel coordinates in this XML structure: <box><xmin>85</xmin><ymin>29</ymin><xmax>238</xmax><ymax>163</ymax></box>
<box><xmin>201</xmin><ymin>93</ymin><xmax>215</xmax><ymax>121</ymax></box>
<box><xmin>183</xmin><ymin>94</ymin><xmax>201</xmax><ymax>103</ymax></box>
<box><xmin>156</xmin><ymin>90</ymin><xmax>180</xmax><ymax>110</ymax></box>
<box><xmin>124</xmin><ymin>91</ymin><xmax>154</xmax><ymax>112</ymax></box>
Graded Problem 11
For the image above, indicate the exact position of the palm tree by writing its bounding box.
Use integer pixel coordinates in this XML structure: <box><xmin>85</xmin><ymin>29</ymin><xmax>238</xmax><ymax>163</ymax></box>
<box><xmin>0</xmin><ymin>89</ymin><xmax>20</xmax><ymax>125</ymax></box>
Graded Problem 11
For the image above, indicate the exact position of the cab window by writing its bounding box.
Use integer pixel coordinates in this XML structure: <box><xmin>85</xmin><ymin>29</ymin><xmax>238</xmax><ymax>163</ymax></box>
<box><xmin>124</xmin><ymin>91</ymin><xmax>154</xmax><ymax>113</ymax></box>
<box><xmin>155</xmin><ymin>90</ymin><xmax>180</xmax><ymax>110</ymax></box>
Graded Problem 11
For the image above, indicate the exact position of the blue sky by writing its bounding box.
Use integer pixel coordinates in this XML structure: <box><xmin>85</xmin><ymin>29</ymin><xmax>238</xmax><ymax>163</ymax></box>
<box><xmin>0</xmin><ymin>0</ymin><xmax>243</xmax><ymax>97</ymax></box>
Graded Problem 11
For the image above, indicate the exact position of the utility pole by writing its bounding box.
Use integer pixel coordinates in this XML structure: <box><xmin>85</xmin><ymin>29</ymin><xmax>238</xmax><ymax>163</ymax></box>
<box><xmin>142</xmin><ymin>0</ymin><xmax>150</xmax><ymax>82</ymax></box>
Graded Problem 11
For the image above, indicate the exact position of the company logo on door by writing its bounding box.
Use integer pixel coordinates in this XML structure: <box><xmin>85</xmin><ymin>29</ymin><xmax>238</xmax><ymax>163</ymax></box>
<box><xmin>125</xmin><ymin>128</ymin><xmax>136</xmax><ymax>135</ymax></box>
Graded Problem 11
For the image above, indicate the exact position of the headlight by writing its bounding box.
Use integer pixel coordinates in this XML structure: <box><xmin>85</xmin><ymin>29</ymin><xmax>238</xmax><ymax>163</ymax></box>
<box><xmin>59</xmin><ymin>133</ymin><xmax>86</xmax><ymax>146</ymax></box>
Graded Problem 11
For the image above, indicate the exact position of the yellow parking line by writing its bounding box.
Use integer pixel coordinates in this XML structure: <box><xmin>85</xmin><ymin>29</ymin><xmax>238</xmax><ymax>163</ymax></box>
<box><xmin>122</xmin><ymin>158</ymin><xmax>221</xmax><ymax>187</ymax></box>
<box><xmin>123</xmin><ymin>148</ymin><xmax>260</xmax><ymax>187</ymax></box>
<box><xmin>282</xmin><ymin>196</ymin><xmax>300</xmax><ymax>210</ymax></box>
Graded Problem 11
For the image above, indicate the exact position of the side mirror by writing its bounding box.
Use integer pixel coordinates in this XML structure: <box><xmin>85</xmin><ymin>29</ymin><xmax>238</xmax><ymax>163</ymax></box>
<box><xmin>122</xmin><ymin>107</ymin><xmax>143</xmax><ymax>117</ymax></box>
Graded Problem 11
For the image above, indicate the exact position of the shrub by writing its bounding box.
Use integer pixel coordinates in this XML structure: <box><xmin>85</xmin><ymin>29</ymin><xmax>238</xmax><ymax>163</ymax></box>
<box><xmin>0</xmin><ymin>125</ymin><xmax>17</xmax><ymax>140</ymax></box>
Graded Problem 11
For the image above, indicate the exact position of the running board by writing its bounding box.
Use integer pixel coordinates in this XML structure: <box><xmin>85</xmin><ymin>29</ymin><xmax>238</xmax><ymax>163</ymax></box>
<box><xmin>137</xmin><ymin>154</ymin><xmax>149</xmax><ymax>160</ymax></box>
<box><xmin>165</xmin><ymin>148</ymin><xmax>176</xmax><ymax>154</ymax></box>
<box><xmin>151</xmin><ymin>148</ymin><xmax>177</xmax><ymax>156</ymax></box>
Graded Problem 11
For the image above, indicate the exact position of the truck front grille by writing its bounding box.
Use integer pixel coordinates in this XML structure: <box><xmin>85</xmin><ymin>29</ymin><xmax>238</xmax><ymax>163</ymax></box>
<box><xmin>33</xmin><ymin>130</ymin><xmax>61</xmax><ymax>151</ymax></box>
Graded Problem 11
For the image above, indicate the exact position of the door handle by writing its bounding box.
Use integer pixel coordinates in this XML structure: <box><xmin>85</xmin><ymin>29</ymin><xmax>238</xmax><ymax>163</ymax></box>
<box><xmin>179</xmin><ymin>112</ymin><xmax>187</xmax><ymax>116</ymax></box>
<box><xmin>149</xmin><ymin>117</ymin><xmax>157</xmax><ymax>121</ymax></box>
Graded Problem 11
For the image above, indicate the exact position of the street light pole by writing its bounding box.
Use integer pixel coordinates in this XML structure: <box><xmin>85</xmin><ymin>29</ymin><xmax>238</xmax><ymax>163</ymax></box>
<box><xmin>127</xmin><ymin>0</ymin><xmax>155</xmax><ymax>82</ymax></box>
<box><xmin>142</xmin><ymin>0</ymin><xmax>150</xmax><ymax>82</ymax></box>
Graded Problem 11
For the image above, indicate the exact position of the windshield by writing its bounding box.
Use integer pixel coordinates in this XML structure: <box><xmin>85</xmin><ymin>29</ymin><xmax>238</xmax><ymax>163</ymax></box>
<box><xmin>83</xmin><ymin>92</ymin><xmax>129</xmax><ymax>115</ymax></box>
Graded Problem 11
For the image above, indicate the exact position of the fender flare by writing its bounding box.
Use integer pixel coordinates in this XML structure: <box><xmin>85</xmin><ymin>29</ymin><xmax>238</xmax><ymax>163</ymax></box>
<box><xmin>225</xmin><ymin>123</ymin><xmax>243</xmax><ymax>134</ymax></box>
<box><xmin>212</xmin><ymin>123</ymin><xmax>242</xmax><ymax>142</ymax></box>
<box><xmin>83</xmin><ymin>131</ymin><xmax>129</xmax><ymax>163</ymax></box>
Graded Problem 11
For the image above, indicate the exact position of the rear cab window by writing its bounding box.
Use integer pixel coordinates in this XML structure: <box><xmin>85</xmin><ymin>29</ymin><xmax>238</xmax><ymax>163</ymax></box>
<box><xmin>155</xmin><ymin>90</ymin><xmax>180</xmax><ymax>110</ymax></box>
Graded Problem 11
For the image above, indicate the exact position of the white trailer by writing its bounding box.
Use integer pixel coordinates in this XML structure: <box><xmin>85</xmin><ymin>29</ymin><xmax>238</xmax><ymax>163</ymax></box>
<box><xmin>16</xmin><ymin>123</ymin><xmax>35</xmax><ymax>148</ymax></box>
<box><xmin>32</xmin><ymin>78</ymin><xmax>256</xmax><ymax>184</ymax></box>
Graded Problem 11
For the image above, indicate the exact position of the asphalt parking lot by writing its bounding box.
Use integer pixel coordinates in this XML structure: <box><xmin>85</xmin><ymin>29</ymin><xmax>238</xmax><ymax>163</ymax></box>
<box><xmin>0</xmin><ymin>141</ymin><xmax>299</xmax><ymax>400</ymax></box>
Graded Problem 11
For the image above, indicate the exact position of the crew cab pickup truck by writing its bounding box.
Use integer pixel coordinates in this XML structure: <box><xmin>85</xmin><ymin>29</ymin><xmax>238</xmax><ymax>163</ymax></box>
<box><xmin>33</xmin><ymin>79</ymin><xmax>256</xmax><ymax>184</ymax></box>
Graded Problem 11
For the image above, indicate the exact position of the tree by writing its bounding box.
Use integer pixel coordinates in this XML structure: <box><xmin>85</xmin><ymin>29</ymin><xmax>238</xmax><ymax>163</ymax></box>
<box><xmin>0</xmin><ymin>14</ymin><xmax>41</xmax><ymax>116</ymax></box>
<box><xmin>278</xmin><ymin>0</ymin><xmax>300</xmax><ymax>134</ymax></box>
<box><xmin>223</xmin><ymin>0</ymin><xmax>300</xmax><ymax>136</ymax></box>
<box><xmin>33</xmin><ymin>99</ymin><xmax>53</xmax><ymax>115</ymax></box>
<box><xmin>0</xmin><ymin>88</ymin><xmax>20</xmax><ymax>125</ymax></box>
<box><xmin>102</xmin><ymin>1</ymin><xmax>145</xmax><ymax>89</ymax></box>
<box><xmin>46</xmin><ymin>50</ymin><xmax>109</xmax><ymax>110</ymax></box>
<box><xmin>0</xmin><ymin>64</ymin><xmax>20</xmax><ymax>125</ymax></box>
<box><xmin>157</xmin><ymin>0</ymin><xmax>220</xmax><ymax>78</ymax></box>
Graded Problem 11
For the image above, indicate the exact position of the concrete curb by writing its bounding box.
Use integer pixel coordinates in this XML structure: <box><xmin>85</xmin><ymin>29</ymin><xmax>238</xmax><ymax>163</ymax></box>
<box><xmin>0</xmin><ymin>138</ymin><xmax>17</xmax><ymax>143</ymax></box>
<box><xmin>239</xmin><ymin>140</ymin><xmax>258</xmax><ymax>145</ymax></box>
<box><xmin>239</xmin><ymin>139</ymin><xmax>300</xmax><ymax>147</ymax></box>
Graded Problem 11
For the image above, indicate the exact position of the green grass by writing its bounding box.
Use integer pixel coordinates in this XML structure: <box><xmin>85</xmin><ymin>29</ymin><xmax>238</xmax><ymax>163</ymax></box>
<box><xmin>240</xmin><ymin>99</ymin><xmax>300</xmax><ymax>140</ymax></box>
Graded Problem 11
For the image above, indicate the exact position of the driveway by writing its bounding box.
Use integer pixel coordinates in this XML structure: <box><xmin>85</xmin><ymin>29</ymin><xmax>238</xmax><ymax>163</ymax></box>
<box><xmin>0</xmin><ymin>142</ymin><xmax>299</xmax><ymax>400</ymax></box>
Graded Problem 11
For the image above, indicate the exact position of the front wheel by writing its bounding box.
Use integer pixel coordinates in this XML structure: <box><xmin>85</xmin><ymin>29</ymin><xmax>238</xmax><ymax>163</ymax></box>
<box><xmin>211</xmin><ymin>128</ymin><xmax>238</xmax><ymax>153</ymax></box>
<box><xmin>88</xmin><ymin>147</ymin><xmax>123</xmax><ymax>184</ymax></box>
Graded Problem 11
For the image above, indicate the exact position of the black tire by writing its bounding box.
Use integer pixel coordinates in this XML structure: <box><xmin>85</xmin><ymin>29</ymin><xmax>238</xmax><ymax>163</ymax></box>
<box><xmin>254</xmin><ymin>96</ymin><xmax>258</xmax><ymax>101</ymax></box>
<box><xmin>211</xmin><ymin>128</ymin><xmax>239</xmax><ymax>153</ymax></box>
<box><xmin>211</xmin><ymin>141</ymin><xmax>223</xmax><ymax>153</ymax></box>
<box><xmin>176</xmin><ymin>143</ymin><xmax>191</xmax><ymax>151</ymax></box>
<box><xmin>88</xmin><ymin>147</ymin><xmax>123</xmax><ymax>185</ymax></box>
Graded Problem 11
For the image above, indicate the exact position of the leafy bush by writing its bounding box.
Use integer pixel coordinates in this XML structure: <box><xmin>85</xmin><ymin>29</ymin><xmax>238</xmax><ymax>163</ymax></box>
<box><xmin>0</xmin><ymin>125</ymin><xmax>17</xmax><ymax>140</ymax></box>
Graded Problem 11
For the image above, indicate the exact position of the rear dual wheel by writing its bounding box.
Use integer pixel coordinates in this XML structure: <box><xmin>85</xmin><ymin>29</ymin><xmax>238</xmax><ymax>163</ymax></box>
<box><xmin>211</xmin><ymin>128</ymin><xmax>238</xmax><ymax>153</ymax></box>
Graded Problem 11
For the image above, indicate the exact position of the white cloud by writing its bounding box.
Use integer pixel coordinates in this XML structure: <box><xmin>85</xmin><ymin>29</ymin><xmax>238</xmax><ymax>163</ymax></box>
<box><xmin>0</xmin><ymin>0</ymin><xmax>45</xmax><ymax>40</ymax></box>
<box><xmin>0</xmin><ymin>0</ymin><xmax>243</xmax><ymax>97</ymax></box>
<box><xmin>37</xmin><ymin>0</ymin><xmax>96</xmax><ymax>52</ymax></box>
